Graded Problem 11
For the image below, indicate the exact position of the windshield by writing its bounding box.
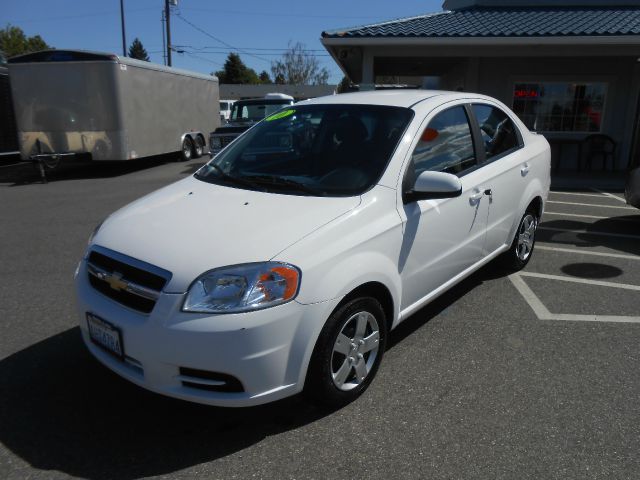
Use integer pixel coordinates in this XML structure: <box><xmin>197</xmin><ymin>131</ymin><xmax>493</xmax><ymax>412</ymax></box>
<box><xmin>230</xmin><ymin>100</ymin><xmax>292</xmax><ymax>122</ymax></box>
<box><xmin>195</xmin><ymin>104</ymin><xmax>413</xmax><ymax>197</ymax></box>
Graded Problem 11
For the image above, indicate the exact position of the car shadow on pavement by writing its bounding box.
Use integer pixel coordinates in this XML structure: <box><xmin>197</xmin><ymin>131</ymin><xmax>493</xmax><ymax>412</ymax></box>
<box><xmin>0</xmin><ymin>328</ymin><xmax>334</xmax><ymax>480</ymax></box>
<box><xmin>0</xmin><ymin>262</ymin><xmax>511</xmax><ymax>479</ymax></box>
<box><xmin>387</xmin><ymin>262</ymin><xmax>503</xmax><ymax>350</ymax></box>
<box><xmin>0</xmin><ymin>155</ymin><xmax>180</xmax><ymax>186</ymax></box>
<box><xmin>181</xmin><ymin>161</ymin><xmax>207</xmax><ymax>175</ymax></box>
<box><xmin>538</xmin><ymin>217</ymin><xmax>640</xmax><ymax>256</ymax></box>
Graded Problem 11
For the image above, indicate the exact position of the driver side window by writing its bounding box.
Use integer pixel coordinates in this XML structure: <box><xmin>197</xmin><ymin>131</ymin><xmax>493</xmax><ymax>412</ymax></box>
<box><xmin>410</xmin><ymin>106</ymin><xmax>477</xmax><ymax>178</ymax></box>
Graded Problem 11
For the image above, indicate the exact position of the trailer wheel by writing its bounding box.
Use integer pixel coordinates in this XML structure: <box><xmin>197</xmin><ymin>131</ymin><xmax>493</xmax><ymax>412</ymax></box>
<box><xmin>180</xmin><ymin>137</ymin><xmax>194</xmax><ymax>161</ymax></box>
<box><xmin>194</xmin><ymin>135</ymin><xmax>205</xmax><ymax>158</ymax></box>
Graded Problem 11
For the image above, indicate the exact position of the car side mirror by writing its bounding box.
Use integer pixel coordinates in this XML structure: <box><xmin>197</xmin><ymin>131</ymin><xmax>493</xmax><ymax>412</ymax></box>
<box><xmin>403</xmin><ymin>171</ymin><xmax>462</xmax><ymax>204</ymax></box>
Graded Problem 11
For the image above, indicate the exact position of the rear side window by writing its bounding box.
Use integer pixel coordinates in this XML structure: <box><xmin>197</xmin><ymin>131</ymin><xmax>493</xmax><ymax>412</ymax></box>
<box><xmin>472</xmin><ymin>104</ymin><xmax>522</xmax><ymax>161</ymax></box>
<box><xmin>410</xmin><ymin>106</ymin><xmax>476</xmax><ymax>177</ymax></box>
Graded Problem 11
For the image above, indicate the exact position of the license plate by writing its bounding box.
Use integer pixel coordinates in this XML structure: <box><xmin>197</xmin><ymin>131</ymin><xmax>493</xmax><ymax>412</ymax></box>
<box><xmin>86</xmin><ymin>313</ymin><xmax>124</xmax><ymax>359</ymax></box>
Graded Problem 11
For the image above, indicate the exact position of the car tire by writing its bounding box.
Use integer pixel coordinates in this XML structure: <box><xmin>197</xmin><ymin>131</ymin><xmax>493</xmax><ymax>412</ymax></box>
<box><xmin>180</xmin><ymin>137</ymin><xmax>194</xmax><ymax>162</ymax></box>
<box><xmin>500</xmin><ymin>209</ymin><xmax>538</xmax><ymax>271</ymax></box>
<box><xmin>194</xmin><ymin>135</ymin><xmax>205</xmax><ymax>158</ymax></box>
<box><xmin>305</xmin><ymin>297</ymin><xmax>387</xmax><ymax>407</ymax></box>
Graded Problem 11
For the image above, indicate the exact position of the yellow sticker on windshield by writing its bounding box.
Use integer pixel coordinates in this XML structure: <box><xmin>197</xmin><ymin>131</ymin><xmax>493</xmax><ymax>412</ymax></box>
<box><xmin>266</xmin><ymin>109</ymin><xmax>295</xmax><ymax>122</ymax></box>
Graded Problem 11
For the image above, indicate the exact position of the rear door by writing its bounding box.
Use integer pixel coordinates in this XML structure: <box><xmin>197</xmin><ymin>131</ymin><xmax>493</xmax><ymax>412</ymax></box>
<box><xmin>468</xmin><ymin>103</ymin><xmax>529</xmax><ymax>254</ymax></box>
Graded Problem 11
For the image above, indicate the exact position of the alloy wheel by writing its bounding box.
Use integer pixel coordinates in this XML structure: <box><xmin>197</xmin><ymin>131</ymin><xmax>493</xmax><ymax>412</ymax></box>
<box><xmin>516</xmin><ymin>213</ymin><xmax>537</xmax><ymax>261</ymax></box>
<box><xmin>331</xmin><ymin>311</ymin><xmax>381</xmax><ymax>391</ymax></box>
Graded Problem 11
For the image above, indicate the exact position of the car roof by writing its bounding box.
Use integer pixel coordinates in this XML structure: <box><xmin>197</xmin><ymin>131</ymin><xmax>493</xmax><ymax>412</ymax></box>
<box><xmin>297</xmin><ymin>90</ymin><xmax>495</xmax><ymax>109</ymax></box>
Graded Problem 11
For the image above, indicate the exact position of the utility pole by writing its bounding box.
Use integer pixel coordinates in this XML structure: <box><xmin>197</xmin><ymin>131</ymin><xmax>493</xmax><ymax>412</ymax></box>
<box><xmin>161</xmin><ymin>9</ymin><xmax>166</xmax><ymax>65</ymax></box>
<box><xmin>120</xmin><ymin>0</ymin><xmax>127</xmax><ymax>57</ymax></box>
<box><xmin>165</xmin><ymin>0</ymin><xmax>172</xmax><ymax>66</ymax></box>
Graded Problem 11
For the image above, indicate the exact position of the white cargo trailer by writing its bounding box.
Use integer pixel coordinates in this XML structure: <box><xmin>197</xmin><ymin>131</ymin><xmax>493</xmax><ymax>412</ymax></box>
<box><xmin>8</xmin><ymin>50</ymin><xmax>219</xmax><ymax>173</ymax></box>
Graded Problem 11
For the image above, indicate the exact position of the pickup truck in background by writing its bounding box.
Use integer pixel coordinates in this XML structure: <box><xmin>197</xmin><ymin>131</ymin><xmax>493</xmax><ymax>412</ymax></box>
<box><xmin>209</xmin><ymin>93</ymin><xmax>294</xmax><ymax>156</ymax></box>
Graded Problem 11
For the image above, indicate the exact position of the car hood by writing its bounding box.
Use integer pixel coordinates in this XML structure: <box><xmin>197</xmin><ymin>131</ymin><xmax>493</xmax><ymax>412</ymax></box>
<box><xmin>91</xmin><ymin>176</ymin><xmax>361</xmax><ymax>293</ymax></box>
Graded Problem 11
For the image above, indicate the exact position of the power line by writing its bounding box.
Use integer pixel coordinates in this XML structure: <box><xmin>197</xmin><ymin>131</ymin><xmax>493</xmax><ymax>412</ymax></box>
<box><xmin>172</xmin><ymin>12</ymin><xmax>271</xmax><ymax>64</ymax></box>
<box><xmin>172</xmin><ymin>46</ymin><xmax>331</xmax><ymax>57</ymax></box>
<box><xmin>173</xmin><ymin>45</ymin><xmax>328</xmax><ymax>53</ymax></box>
<box><xmin>180</xmin><ymin>51</ymin><xmax>224</xmax><ymax>67</ymax></box>
<box><xmin>179</xmin><ymin>7</ymin><xmax>386</xmax><ymax>20</ymax></box>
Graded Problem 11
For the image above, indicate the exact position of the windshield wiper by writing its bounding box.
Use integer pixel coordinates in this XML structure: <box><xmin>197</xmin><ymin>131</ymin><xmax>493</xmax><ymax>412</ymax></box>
<box><xmin>241</xmin><ymin>174</ymin><xmax>323</xmax><ymax>196</ymax></box>
<box><xmin>198</xmin><ymin>164</ymin><xmax>261</xmax><ymax>190</ymax></box>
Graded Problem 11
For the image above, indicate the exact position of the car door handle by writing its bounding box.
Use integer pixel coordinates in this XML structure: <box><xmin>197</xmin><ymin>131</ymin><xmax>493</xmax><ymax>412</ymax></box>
<box><xmin>469</xmin><ymin>189</ymin><xmax>484</xmax><ymax>201</ymax></box>
<box><xmin>521</xmin><ymin>163</ymin><xmax>530</xmax><ymax>176</ymax></box>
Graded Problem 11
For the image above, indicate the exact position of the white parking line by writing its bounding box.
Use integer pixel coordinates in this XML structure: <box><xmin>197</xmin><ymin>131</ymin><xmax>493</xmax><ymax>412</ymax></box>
<box><xmin>536</xmin><ymin>244</ymin><xmax>640</xmax><ymax>261</ymax></box>
<box><xmin>543</xmin><ymin>211</ymin><xmax>640</xmax><ymax>222</ymax></box>
<box><xmin>509</xmin><ymin>274</ymin><xmax>640</xmax><ymax>323</ymax></box>
<box><xmin>550</xmin><ymin>191</ymin><xmax>614</xmax><ymax>199</ymax></box>
<box><xmin>544</xmin><ymin>211</ymin><xmax>606</xmax><ymax>219</ymax></box>
<box><xmin>519</xmin><ymin>271</ymin><xmax>640</xmax><ymax>291</ymax></box>
<box><xmin>590</xmin><ymin>187</ymin><xmax>627</xmax><ymax>203</ymax></box>
<box><xmin>538</xmin><ymin>226</ymin><xmax>640</xmax><ymax>240</ymax></box>
<box><xmin>547</xmin><ymin>200</ymin><xmax>635</xmax><ymax>210</ymax></box>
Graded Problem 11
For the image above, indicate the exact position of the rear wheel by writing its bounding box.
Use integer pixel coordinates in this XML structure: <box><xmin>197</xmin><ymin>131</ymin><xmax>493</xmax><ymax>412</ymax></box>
<box><xmin>305</xmin><ymin>297</ymin><xmax>387</xmax><ymax>407</ymax></box>
<box><xmin>194</xmin><ymin>135</ymin><xmax>205</xmax><ymax>158</ymax></box>
<box><xmin>180</xmin><ymin>137</ymin><xmax>194</xmax><ymax>162</ymax></box>
<box><xmin>500</xmin><ymin>210</ymin><xmax>538</xmax><ymax>271</ymax></box>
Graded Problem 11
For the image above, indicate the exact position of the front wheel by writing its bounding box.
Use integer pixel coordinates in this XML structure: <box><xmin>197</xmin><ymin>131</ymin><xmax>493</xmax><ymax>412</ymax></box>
<box><xmin>305</xmin><ymin>297</ymin><xmax>387</xmax><ymax>407</ymax></box>
<box><xmin>500</xmin><ymin>210</ymin><xmax>538</xmax><ymax>271</ymax></box>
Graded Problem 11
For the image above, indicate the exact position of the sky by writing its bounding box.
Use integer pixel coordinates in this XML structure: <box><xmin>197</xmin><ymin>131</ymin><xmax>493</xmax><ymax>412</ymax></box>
<box><xmin>2</xmin><ymin>0</ymin><xmax>444</xmax><ymax>84</ymax></box>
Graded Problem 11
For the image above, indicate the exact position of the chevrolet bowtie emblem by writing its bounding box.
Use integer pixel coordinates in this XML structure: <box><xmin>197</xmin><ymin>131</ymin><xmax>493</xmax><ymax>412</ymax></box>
<box><xmin>106</xmin><ymin>271</ymin><xmax>128</xmax><ymax>291</ymax></box>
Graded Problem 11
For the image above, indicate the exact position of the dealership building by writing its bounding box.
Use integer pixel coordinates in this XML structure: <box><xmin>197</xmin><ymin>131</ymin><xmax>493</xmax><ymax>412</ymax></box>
<box><xmin>321</xmin><ymin>0</ymin><xmax>640</xmax><ymax>175</ymax></box>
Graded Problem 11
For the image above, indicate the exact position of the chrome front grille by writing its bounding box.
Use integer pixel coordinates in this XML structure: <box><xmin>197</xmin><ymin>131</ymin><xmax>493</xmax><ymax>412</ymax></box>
<box><xmin>220</xmin><ymin>135</ymin><xmax>237</xmax><ymax>147</ymax></box>
<box><xmin>86</xmin><ymin>247</ymin><xmax>171</xmax><ymax>314</ymax></box>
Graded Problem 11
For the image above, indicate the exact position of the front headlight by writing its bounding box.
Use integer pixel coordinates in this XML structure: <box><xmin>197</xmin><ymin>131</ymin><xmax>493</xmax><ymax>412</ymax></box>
<box><xmin>182</xmin><ymin>262</ymin><xmax>301</xmax><ymax>314</ymax></box>
<box><xmin>87</xmin><ymin>219</ymin><xmax>105</xmax><ymax>245</ymax></box>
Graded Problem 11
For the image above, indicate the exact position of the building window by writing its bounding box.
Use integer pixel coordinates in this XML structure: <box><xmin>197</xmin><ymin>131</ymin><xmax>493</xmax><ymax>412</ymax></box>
<box><xmin>512</xmin><ymin>82</ymin><xmax>606</xmax><ymax>133</ymax></box>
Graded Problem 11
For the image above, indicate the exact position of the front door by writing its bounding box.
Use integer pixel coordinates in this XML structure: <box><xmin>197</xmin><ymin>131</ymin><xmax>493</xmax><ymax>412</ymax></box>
<box><xmin>398</xmin><ymin>104</ymin><xmax>490</xmax><ymax>311</ymax></box>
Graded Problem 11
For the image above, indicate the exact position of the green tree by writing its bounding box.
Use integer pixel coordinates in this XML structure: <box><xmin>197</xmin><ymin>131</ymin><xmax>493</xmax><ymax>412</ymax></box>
<box><xmin>336</xmin><ymin>76</ymin><xmax>354</xmax><ymax>94</ymax></box>
<box><xmin>128</xmin><ymin>37</ymin><xmax>149</xmax><ymax>61</ymax></box>
<box><xmin>215</xmin><ymin>53</ymin><xmax>261</xmax><ymax>84</ymax></box>
<box><xmin>0</xmin><ymin>24</ymin><xmax>50</xmax><ymax>58</ymax></box>
<box><xmin>259</xmin><ymin>70</ymin><xmax>271</xmax><ymax>84</ymax></box>
<box><xmin>270</xmin><ymin>42</ymin><xmax>329</xmax><ymax>86</ymax></box>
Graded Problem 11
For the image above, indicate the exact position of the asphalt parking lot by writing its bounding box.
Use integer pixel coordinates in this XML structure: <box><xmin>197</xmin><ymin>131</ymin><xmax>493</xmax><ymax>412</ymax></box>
<box><xmin>1</xmin><ymin>160</ymin><xmax>639</xmax><ymax>480</ymax></box>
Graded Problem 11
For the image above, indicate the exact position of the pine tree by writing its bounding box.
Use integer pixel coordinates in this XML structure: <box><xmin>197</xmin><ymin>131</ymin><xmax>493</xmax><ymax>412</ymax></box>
<box><xmin>214</xmin><ymin>53</ymin><xmax>261</xmax><ymax>84</ymax></box>
<box><xmin>259</xmin><ymin>70</ymin><xmax>271</xmax><ymax>84</ymax></box>
<box><xmin>128</xmin><ymin>38</ymin><xmax>149</xmax><ymax>61</ymax></box>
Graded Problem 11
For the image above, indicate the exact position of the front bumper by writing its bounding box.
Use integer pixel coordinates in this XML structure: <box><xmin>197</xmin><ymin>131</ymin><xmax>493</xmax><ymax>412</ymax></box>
<box><xmin>75</xmin><ymin>261</ymin><xmax>340</xmax><ymax>407</ymax></box>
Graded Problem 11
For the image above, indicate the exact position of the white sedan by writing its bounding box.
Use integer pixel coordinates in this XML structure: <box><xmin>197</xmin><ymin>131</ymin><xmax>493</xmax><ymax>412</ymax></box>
<box><xmin>75</xmin><ymin>90</ymin><xmax>550</xmax><ymax>407</ymax></box>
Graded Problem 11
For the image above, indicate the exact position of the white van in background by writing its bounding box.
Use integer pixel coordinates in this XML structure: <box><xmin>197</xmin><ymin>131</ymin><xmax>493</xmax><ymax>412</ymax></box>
<box><xmin>219</xmin><ymin>99</ymin><xmax>235</xmax><ymax>123</ymax></box>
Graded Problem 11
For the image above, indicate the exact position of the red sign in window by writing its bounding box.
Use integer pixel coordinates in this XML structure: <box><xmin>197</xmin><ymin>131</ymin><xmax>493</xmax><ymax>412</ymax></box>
<box><xmin>514</xmin><ymin>89</ymin><xmax>539</xmax><ymax>98</ymax></box>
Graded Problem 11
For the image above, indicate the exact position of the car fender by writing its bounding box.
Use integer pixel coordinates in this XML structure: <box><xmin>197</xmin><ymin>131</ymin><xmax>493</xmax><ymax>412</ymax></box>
<box><xmin>507</xmin><ymin>170</ymin><xmax>547</xmax><ymax>242</ymax></box>
<box><xmin>284</xmin><ymin>252</ymin><xmax>402</xmax><ymax>389</ymax></box>
<box><xmin>275</xmin><ymin>188</ymin><xmax>403</xmax><ymax>311</ymax></box>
